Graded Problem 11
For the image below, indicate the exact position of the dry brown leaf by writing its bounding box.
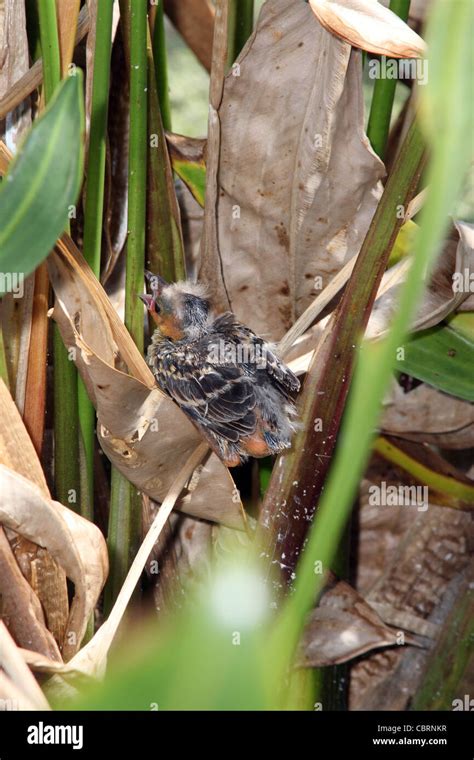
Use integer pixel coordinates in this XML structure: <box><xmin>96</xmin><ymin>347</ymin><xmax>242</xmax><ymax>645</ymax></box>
<box><xmin>298</xmin><ymin>579</ymin><xmax>414</xmax><ymax>667</ymax></box>
<box><xmin>0</xmin><ymin>466</ymin><xmax>108</xmax><ymax>661</ymax></box>
<box><xmin>47</xmin><ymin>238</ymin><xmax>246</xmax><ymax>529</ymax></box>
<box><xmin>202</xmin><ymin>0</ymin><xmax>385</xmax><ymax>341</ymax></box>
<box><xmin>351</xmin><ymin>486</ymin><xmax>473</xmax><ymax>709</ymax></box>
<box><xmin>7</xmin><ymin>532</ymin><xmax>71</xmax><ymax>650</ymax></box>
<box><xmin>85</xmin><ymin>0</ymin><xmax>98</xmax><ymax>153</ymax></box>
<box><xmin>166</xmin><ymin>132</ymin><xmax>207</xmax><ymax>165</ymax></box>
<box><xmin>0</xmin><ymin>671</ymin><xmax>41</xmax><ymax>710</ymax></box>
<box><xmin>164</xmin><ymin>0</ymin><xmax>215</xmax><ymax>72</ymax></box>
<box><xmin>176</xmin><ymin>178</ymin><xmax>205</xmax><ymax>279</ymax></box>
<box><xmin>0</xmin><ymin>6</ymin><xmax>90</xmax><ymax>122</ymax></box>
<box><xmin>0</xmin><ymin>379</ymin><xmax>69</xmax><ymax>651</ymax></box>
<box><xmin>0</xmin><ymin>0</ymin><xmax>31</xmax><ymax>147</ymax></box>
<box><xmin>0</xmin><ymin>526</ymin><xmax>62</xmax><ymax>662</ymax></box>
<box><xmin>309</xmin><ymin>0</ymin><xmax>426</xmax><ymax>58</ymax></box>
<box><xmin>22</xmin><ymin>262</ymin><xmax>49</xmax><ymax>455</ymax></box>
<box><xmin>102</xmin><ymin>30</ymin><xmax>129</xmax><ymax>285</ymax></box>
<box><xmin>0</xmin><ymin>379</ymin><xmax>49</xmax><ymax>494</ymax></box>
<box><xmin>17</xmin><ymin>648</ymin><xmax>81</xmax><ymax>676</ymax></box>
<box><xmin>0</xmin><ymin>275</ymin><xmax>35</xmax><ymax>414</ymax></box>
<box><xmin>286</xmin><ymin>222</ymin><xmax>473</xmax><ymax>374</ymax></box>
<box><xmin>367</xmin><ymin>222</ymin><xmax>474</xmax><ymax>338</ymax></box>
<box><xmin>0</xmin><ymin>621</ymin><xmax>51</xmax><ymax>710</ymax></box>
<box><xmin>56</xmin><ymin>0</ymin><xmax>81</xmax><ymax>76</ymax></box>
<box><xmin>381</xmin><ymin>383</ymin><xmax>474</xmax><ymax>449</ymax></box>
<box><xmin>17</xmin><ymin>448</ymin><xmax>211</xmax><ymax>686</ymax></box>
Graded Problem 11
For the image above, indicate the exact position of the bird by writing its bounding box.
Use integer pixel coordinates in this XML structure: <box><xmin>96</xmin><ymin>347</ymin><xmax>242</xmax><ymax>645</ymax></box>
<box><xmin>139</xmin><ymin>271</ymin><xmax>300</xmax><ymax>467</ymax></box>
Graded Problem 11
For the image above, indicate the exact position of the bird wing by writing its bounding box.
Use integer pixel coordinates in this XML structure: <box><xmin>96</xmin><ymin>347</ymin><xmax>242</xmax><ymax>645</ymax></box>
<box><xmin>213</xmin><ymin>313</ymin><xmax>300</xmax><ymax>396</ymax></box>
<box><xmin>263</xmin><ymin>346</ymin><xmax>300</xmax><ymax>395</ymax></box>
<box><xmin>154</xmin><ymin>346</ymin><xmax>258</xmax><ymax>443</ymax></box>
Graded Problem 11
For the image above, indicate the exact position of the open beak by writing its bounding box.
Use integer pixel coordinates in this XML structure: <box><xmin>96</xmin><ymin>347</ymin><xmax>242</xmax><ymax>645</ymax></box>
<box><xmin>138</xmin><ymin>293</ymin><xmax>154</xmax><ymax>311</ymax></box>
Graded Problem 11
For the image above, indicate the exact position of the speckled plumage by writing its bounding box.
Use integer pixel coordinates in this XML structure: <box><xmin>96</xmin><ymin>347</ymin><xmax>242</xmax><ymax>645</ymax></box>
<box><xmin>140</xmin><ymin>274</ymin><xmax>300</xmax><ymax>466</ymax></box>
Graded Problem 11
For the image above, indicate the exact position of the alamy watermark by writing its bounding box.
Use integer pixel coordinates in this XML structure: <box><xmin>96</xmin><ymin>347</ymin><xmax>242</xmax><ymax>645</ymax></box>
<box><xmin>368</xmin><ymin>56</ymin><xmax>428</xmax><ymax>86</ymax></box>
<box><xmin>452</xmin><ymin>694</ymin><xmax>474</xmax><ymax>711</ymax></box>
<box><xmin>27</xmin><ymin>722</ymin><xmax>83</xmax><ymax>750</ymax></box>
<box><xmin>0</xmin><ymin>271</ymin><xmax>24</xmax><ymax>297</ymax></box>
<box><xmin>368</xmin><ymin>482</ymin><xmax>429</xmax><ymax>512</ymax></box>
<box><xmin>452</xmin><ymin>269</ymin><xmax>474</xmax><ymax>293</ymax></box>
<box><xmin>207</xmin><ymin>339</ymin><xmax>268</xmax><ymax>368</ymax></box>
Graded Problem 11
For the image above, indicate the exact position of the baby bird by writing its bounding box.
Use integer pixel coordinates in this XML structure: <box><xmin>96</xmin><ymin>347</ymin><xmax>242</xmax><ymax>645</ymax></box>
<box><xmin>139</xmin><ymin>272</ymin><xmax>300</xmax><ymax>467</ymax></box>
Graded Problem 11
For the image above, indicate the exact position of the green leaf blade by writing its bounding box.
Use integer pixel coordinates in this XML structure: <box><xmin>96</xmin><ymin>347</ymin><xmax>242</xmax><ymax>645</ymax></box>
<box><xmin>397</xmin><ymin>325</ymin><xmax>474</xmax><ymax>402</ymax></box>
<box><xmin>0</xmin><ymin>73</ymin><xmax>84</xmax><ymax>287</ymax></box>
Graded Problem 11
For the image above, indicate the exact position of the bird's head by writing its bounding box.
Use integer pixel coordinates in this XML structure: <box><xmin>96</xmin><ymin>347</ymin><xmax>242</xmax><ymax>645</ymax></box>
<box><xmin>139</xmin><ymin>272</ymin><xmax>211</xmax><ymax>341</ymax></box>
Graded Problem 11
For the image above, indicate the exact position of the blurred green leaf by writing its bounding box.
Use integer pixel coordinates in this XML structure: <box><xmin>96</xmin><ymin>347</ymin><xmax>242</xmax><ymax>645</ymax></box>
<box><xmin>71</xmin><ymin>558</ymin><xmax>280</xmax><ymax>711</ymax></box>
<box><xmin>0</xmin><ymin>73</ymin><xmax>84</xmax><ymax>289</ymax></box>
<box><xmin>397</xmin><ymin>324</ymin><xmax>474</xmax><ymax>402</ymax></box>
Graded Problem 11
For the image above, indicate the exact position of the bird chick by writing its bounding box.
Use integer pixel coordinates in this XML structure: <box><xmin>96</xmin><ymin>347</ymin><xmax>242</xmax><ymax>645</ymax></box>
<box><xmin>139</xmin><ymin>272</ymin><xmax>300</xmax><ymax>467</ymax></box>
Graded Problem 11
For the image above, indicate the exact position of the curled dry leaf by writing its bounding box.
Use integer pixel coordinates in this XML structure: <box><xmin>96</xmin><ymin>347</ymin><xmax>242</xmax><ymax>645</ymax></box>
<box><xmin>309</xmin><ymin>0</ymin><xmax>426</xmax><ymax>58</ymax></box>
<box><xmin>367</xmin><ymin>221</ymin><xmax>474</xmax><ymax>339</ymax></box>
<box><xmin>0</xmin><ymin>378</ymin><xmax>69</xmax><ymax>654</ymax></box>
<box><xmin>201</xmin><ymin>0</ymin><xmax>385</xmax><ymax>341</ymax></box>
<box><xmin>297</xmin><ymin>579</ymin><xmax>414</xmax><ymax>667</ymax></box>
<box><xmin>47</xmin><ymin>237</ymin><xmax>246</xmax><ymax>530</ymax></box>
<box><xmin>16</xmin><ymin>648</ymin><xmax>81</xmax><ymax>676</ymax></box>
<box><xmin>285</xmin><ymin>222</ymin><xmax>473</xmax><ymax>375</ymax></box>
<box><xmin>57</xmin><ymin>444</ymin><xmax>210</xmax><ymax>681</ymax></box>
<box><xmin>0</xmin><ymin>466</ymin><xmax>108</xmax><ymax>661</ymax></box>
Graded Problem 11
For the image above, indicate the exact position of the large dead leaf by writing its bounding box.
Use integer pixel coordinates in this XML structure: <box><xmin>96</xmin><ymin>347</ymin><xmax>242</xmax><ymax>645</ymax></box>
<box><xmin>381</xmin><ymin>383</ymin><xmax>474</xmax><ymax>449</ymax></box>
<box><xmin>309</xmin><ymin>0</ymin><xmax>426</xmax><ymax>58</ymax></box>
<box><xmin>350</xmin><ymin>465</ymin><xmax>473</xmax><ymax>709</ymax></box>
<box><xmin>47</xmin><ymin>237</ymin><xmax>246</xmax><ymax>530</ymax></box>
<box><xmin>200</xmin><ymin>0</ymin><xmax>385</xmax><ymax>341</ymax></box>
<box><xmin>0</xmin><ymin>466</ymin><xmax>108</xmax><ymax>661</ymax></box>
<box><xmin>298</xmin><ymin>579</ymin><xmax>414</xmax><ymax>667</ymax></box>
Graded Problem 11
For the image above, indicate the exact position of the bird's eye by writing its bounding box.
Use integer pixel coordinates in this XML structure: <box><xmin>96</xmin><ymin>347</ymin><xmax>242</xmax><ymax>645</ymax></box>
<box><xmin>154</xmin><ymin>303</ymin><xmax>162</xmax><ymax>314</ymax></box>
